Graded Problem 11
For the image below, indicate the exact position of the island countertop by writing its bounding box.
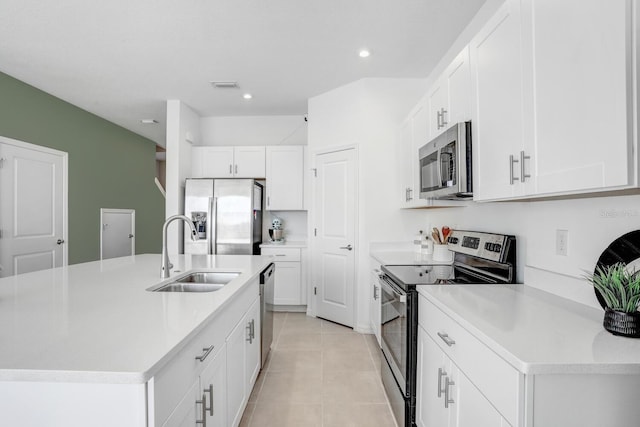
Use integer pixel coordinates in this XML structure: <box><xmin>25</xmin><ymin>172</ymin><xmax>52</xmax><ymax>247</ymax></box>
<box><xmin>0</xmin><ymin>254</ymin><xmax>272</xmax><ymax>384</ymax></box>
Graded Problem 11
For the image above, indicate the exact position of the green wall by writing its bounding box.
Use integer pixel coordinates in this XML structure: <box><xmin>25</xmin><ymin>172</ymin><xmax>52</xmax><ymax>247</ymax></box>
<box><xmin>0</xmin><ymin>72</ymin><xmax>165</xmax><ymax>264</ymax></box>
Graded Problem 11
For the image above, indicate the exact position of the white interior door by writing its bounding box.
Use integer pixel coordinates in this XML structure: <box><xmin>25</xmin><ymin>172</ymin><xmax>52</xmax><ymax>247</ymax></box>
<box><xmin>313</xmin><ymin>148</ymin><xmax>356</xmax><ymax>327</ymax></box>
<box><xmin>0</xmin><ymin>138</ymin><xmax>67</xmax><ymax>277</ymax></box>
<box><xmin>100</xmin><ymin>209</ymin><xmax>135</xmax><ymax>260</ymax></box>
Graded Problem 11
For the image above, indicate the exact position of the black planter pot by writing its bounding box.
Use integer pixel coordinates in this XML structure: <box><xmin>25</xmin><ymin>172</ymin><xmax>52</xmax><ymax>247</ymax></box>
<box><xmin>603</xmin><ymin>308</ymin><xmax>640</xmax><ymax>338</ymax></box>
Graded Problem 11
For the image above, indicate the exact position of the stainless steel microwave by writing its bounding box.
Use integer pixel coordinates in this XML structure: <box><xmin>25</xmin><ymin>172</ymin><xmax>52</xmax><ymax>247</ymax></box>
<box><xmin>418</xmin><ymin>121</ymin><xmax>472</xmax><ymax>200</ymax></box>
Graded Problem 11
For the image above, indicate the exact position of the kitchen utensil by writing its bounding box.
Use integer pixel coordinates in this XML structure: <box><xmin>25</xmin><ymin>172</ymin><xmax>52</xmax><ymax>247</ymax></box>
<box><xmin>442</xmin><ymin>226</ymin><xmax>451</xmax><ymax>243</ymax></box>
<box><xmin>432</xmin><ymin>228</ymin><xmax>441</xmax><ymax>244</ymax></box>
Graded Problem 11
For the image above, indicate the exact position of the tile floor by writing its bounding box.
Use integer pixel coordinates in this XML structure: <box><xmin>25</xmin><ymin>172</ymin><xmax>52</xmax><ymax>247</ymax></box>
<box><xmin>239</xmin><ymin>312</ymin><xmax>396</xmax><ymax>427</ymax></box>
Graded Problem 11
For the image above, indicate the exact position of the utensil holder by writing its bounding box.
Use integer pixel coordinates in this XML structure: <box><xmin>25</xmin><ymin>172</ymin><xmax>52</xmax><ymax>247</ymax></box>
<box><xmin>433</xmin><ymin>244</ymin><xmax>453</xmax><ymax>263</ymax></box>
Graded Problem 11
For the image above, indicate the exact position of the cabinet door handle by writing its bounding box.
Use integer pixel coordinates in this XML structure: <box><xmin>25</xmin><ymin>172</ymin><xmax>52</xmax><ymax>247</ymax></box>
<box><xmin>373</xmin><ymin>285</ymin><xmax>378</xmax><ymax>301</ymax></box>
<box><xmin>520</xmin><ymin>151</ymin><xmax>531</xmax><ymax>182</ymax></box>
<box><xmin>436</xmin><ymin>110</ymin><xmax>442</xmax><ymax>130</ymax></box>
<box><xmin>437</xmin><ymin>368</ymin><xmax>447</xmax><ymax>397</ymax></box>
<box><xmin>195</xmin><ymin>345</ymin><xmax>215</xmax><ymax>362</ymax></box>
<box><xmin>229</xmin><ymin>164</ymin><xmax>233</xmax><ymax>175</ymax></box>
<box><xmin>267</xmin><ymin>196</ymin><xmax>270</xmax><ymax>207</ymax></box>
<box><xmin>509</xmin><ymin>155</ymin><xmax>520</xmax><ymax>185</ymax></box>
<box><xmin>444</xmin><ymin>377</ymin><xmax>455</xmax><ymax>408</ymax></box>
<box><xmin>437</xmin><ymin>332</ymin><xmax>456</xmax><ymax>347</ymax></box>
<box><xmin>246</xmin><ymin>322</ymin><xmax>252</xmax><ymax>343</ymax></box>
<box><xmin>235</xmin><ymin>164</ymin><xmax>238</xmax><ymax>174</ymax></box>
<box><xmin>408</xmin><ymin>187</ymin><xmax>413</xmax><ymax>201</ymax></box>
<box><xmin>252</xmin><ymin>319</ymin><xmax>256</xmax><ymax>340</ymax></box>
<box><xmin>203</xmin><ymin>384</ymin><xmax>214</xmax><ymax>416</ymax></box>
<box><xmin>196</xmin><ymin>394</ymin><xmax>207</xmax><ymax>426</ymax></box>
<box><xmin>441</xmin><ymin>108</ymin><xmax>448</xmax><ymax>128</ymax></box>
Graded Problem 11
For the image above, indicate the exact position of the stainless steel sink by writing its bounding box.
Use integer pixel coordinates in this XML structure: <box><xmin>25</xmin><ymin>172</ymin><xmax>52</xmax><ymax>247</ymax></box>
<box><xmin>149</xmin><ymin>271</ymin><xmax>240</xmax><ymax>293</ymax></box>
<box><xmin>174</xmin><ymin>272</ymin><xmax>240</xmax><ymax>285</ymax></box>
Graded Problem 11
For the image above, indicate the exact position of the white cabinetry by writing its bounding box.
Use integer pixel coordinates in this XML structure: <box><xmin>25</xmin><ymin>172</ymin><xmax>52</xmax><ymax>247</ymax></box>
<box><xmin>192</xmin><ymin>146</ymin><xmax>266</xmax><ymax>178</ymax></box>
<box><xmin>153</xmin><ymin>279</ymin><xmax>260</xmax><ymax>427</ymax></box>
<box><xmin>370</xmin><ymin>259</ymin><xmax>382</xmax><ymax>345</ymax></box>
<box><xmin>428</xmin><ymin>46</ymin><xmax>471</xmax><ymax>139</ymax></box>
<box><xmin>265</xmin><ymin>146</ymin><xmax>304</xmax><ymax>210</ymax></box>
<box><xmin>398</xmin><ymin>46</ymin><xmax>471</xmax><ymax>208</ymax></box>
<box><xmin>416</xmin><ymin>325</ymin><xmax>507</xmax><ymax>427</ymax></box>
<box><xmin>472</xmin><ymin>0</ymin><xmax>634</xmax><ymax>201</ymax></box>
<box><xmin>262</xmin><ymin>247</ymin><xmax>305</xmax><ymax>306</ymax></box>
<box><xmin>227</xmin><ymin>297</ymin><xmax>260</xmax><ymax>427</ymax></box>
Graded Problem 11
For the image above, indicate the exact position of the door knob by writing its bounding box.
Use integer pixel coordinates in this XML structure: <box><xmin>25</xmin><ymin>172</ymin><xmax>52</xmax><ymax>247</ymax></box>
<box><xmin>56</xmin><ymin>239</ymin><xmax>65</xmax><ymax>245</ymax></box>
<box><xmin>340</xmin><ymin>244</ymin><xmax>353</xmax><ymax>251</ymax></box>
<box><xmin>128</xmin><ymin>234</ymin><xmax>134</xmax><ymax>238</ymax></box>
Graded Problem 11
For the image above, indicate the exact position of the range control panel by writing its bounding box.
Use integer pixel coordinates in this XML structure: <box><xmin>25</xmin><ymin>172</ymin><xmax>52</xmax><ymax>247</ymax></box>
<box><xmin>446</xmin><ymin>230</ymin><xmax>514</xmax><ymax>263</ymax></box>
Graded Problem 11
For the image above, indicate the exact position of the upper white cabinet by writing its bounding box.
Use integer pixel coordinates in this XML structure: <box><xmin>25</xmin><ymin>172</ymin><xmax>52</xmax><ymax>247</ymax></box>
<box><xmin>472</xmin><ymin>0</ymin><xmax>634</xmax><ymax>201</ymax></box>
<box><xmin>192</xmin><ymin>146</ymin><xmax>266</xmax><ymax>178</ymax></box>
<box><xmin>266</xmin><ymin>146</ymin><xmax>304</xmax><ymax>210</ymax></box>
<box><xmin>428</xmin><ymin>46</ymin><xmax>472</xmax><ymax>139</ymax></box>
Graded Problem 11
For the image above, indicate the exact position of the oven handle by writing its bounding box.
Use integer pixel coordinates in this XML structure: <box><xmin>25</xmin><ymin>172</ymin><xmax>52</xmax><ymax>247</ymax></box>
<box><xmin>379</xmin><ymin>275</ymin><xmax>407</xmax><ymax>303</ymax></box>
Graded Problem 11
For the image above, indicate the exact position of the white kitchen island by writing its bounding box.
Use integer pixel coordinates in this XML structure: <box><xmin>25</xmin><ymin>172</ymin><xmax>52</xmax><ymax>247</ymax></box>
<box><xmin>0</xmin><ymin>254</ymin><xmax>272</xmax><ymax>427</ymax></box>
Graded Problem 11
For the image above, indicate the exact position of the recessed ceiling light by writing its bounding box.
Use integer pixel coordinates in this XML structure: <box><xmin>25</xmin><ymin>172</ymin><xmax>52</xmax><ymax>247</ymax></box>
<box><xmin>140</xmin><ymin>119</ymin><xmax>158</xmax><ymax>124</ymax></box>
<box><xmin>243</xmin><ymin>93</ymin><xmax>253</xmax><ymax>100</ymax></box>
<box><xmin>359</xmin><ymin>50</ymin><xmax>371</xmax><ymax>58</ymax></box>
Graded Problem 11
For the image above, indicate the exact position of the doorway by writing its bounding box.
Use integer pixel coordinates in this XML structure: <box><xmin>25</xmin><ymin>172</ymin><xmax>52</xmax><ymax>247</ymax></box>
<box><xmin>100</xmin><ymin>209</ymin><xmax>135</xmax><ymax>260</ymax></box>
<box><xmin>0</xmin><ymin>137</ymin><xmax>68</xmax><ymax>278</ymax></box>
<box><xmin>312</xmin><ymin>147</ymin><xmax>357</xmax><ymax>327</ymax></box>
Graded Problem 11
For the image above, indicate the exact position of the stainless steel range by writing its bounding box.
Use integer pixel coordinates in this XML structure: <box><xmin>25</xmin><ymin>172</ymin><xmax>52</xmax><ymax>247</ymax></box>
<box><xmin>379</xmin><ymin>230</ymin><xmax>517</xmax><ymax>427</ymax></box>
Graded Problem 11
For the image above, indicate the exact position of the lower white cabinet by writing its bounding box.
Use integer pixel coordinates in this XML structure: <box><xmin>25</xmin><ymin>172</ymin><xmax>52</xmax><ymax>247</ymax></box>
<box><xmin>227</xmin><ymin>297</ymin><xmax>261</xmax><ymax>427</ymax></box>
<box><xmin>370</xmin><ymin>260</ymin><xmax>382</xmax><ymax>345</ymax></box>
<box><xmin>416</xmin><ymin>324</ymin><xmax>507</xmax><ymax>427</ymax></box>
<box><xmin>262</xmin><ymin>247</ymin><xmax>305</xmax><ymax>306</ymax></box>
<box><xmin>163</xmin><ymin>348</ymin><xmax>227</xmax><ymax>427</ymax></box>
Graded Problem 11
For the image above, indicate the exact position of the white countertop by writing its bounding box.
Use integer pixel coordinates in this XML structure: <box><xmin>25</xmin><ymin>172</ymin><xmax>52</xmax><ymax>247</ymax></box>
<box><xmin>260</xmin><ymin>240</ymin><xmax>307</xmax><ymax>248</ymax></box>
<box><xmin>0</xmin><ymin>254</ymin><xmax>272</xmax><ymax>384</ymax></box>
<box><xmin>418</xmin><ymin>285</ymin><xmax>640</xmax><ymax>375</ymax></box>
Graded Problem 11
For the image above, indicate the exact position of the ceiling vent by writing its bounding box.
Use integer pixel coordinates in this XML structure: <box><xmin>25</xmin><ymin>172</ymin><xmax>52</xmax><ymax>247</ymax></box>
<box><xmin>210</xmin><ymin>81</ymin><xmax>239</xmax><ymax>89</ymax></box>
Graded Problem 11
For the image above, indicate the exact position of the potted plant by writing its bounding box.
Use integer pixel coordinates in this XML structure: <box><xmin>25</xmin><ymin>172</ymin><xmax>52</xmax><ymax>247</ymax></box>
<box><xmin>585</xmin><ymin>262</ymin><xmax>640</xmax><ymax>338</ymax></box>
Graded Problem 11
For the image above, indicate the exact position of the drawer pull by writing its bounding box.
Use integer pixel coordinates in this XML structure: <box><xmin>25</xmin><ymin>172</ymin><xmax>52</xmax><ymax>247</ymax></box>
<box><xmin>204</xmin><ymin>384</ymin><xmax>214</xmax><ymax>416</ymax></box>
<box><xmin>437</xmin><ymin>368</ymin><xmax>447</xmax><ymax>397</ymax></box>
<box><xmin>275</xmin><ymin>254</ymin><xmax>286</xmax><ymax>256</ymax></box>
<box><xmin>444</xmin><ymin>377</ymin><xmax>455</xmax><ymax>408</ymax></box>
<box><xmin>195</xmin><ymin>345</ymin><xmax>215</xmax><ymax>362</ymax></box>
<box><xmin>437</xmin><ymin>332</ymin><xmax>456</xmax><ymax>347</ymax></box>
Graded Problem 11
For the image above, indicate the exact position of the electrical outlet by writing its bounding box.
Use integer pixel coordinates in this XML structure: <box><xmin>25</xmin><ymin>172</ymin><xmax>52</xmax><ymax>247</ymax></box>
<box><xmin>556</xmin><ymin>229</ymin><xmax>568</xmax><ymax>256</ymax></box>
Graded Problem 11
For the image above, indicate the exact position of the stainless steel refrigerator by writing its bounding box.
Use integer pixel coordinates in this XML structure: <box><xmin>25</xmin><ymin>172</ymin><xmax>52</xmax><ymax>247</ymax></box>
<box><xmin>184</xmin><ymin>178</ymin><xmax>263</xmax><ymax>255</ymax></box>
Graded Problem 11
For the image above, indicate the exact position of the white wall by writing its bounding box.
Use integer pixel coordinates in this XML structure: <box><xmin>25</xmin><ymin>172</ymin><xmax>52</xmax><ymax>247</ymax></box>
<box><xmin>165</xmin><ymin>100</ymin><xmax>201</xmax><ymax>254</ymax></box>
<box><xmin>263</xmin><ymin>211</ymin><xmax>308</xmax><ymax>242</ymax></box>
<box><xmin>307</xmin><ymin>77</ymin><xmax>429</xmax><ymax>332</ymax></box>
<box><xmin>391</xmin><ymin>193</ymin><xmax>640</xmax><ymax>310</ymax></box>
<box><xmin>199</xmin><ymin>115</ymin><xmax>307</xmax><ymax>146</ymax></box>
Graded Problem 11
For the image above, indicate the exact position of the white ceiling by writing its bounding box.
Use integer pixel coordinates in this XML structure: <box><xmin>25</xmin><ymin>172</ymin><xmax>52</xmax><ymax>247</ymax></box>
<box><xmin>0</xmin><ymin>0</ymin><xmax>485</xmax><ymax>145</ymax></box>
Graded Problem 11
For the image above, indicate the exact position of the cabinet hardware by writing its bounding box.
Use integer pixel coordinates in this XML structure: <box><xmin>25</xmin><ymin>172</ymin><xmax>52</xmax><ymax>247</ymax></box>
<box><xmin>267</xmin><ymin>196</ymin><xmax>270</xmax><ymax>207</ymax></box>
<box><xmin>436</xmin><ymin>110</ymin><xmax>443</xmax><ymax>130</ymax></box>
<box><xmin>314</xmin><ymin>286</ymin><xmax>317</xmax><ymax>295</ymax></box>
<box><xmin>437</xmin><ymin>332</ymin><xmax>456</xmax><ymax>347</ymax></box>
<box><xmin>203</xmin><ymin>384</ymin><xmax>214</xmax><ymax>416</ymax></box>
<box><xmin>509</xmin><ymin>155</ymin><xmax>520</xmax><ymax>185</ymax></box>
<box><xmin>246</xmin><ymin>322</ymin><xmax>253</xmax><ymax>343</ymax></box>
<box><xmin>340</xmin><ymin>244</ymin><xmax>353</xmax><ymax>251</ymax></box>
<box><xmin>437</xmin><ymin>368</ymin><xmax>447</xmax><ymax>397</ymax></box>
<box><xmin>440</xmin><ymin>108</ymin><xmax>448</xmax><ymax>128</ymax></box>
<box><xmin>408</xmin><ymin>188</ymin><xmax>413</xmax><ymax>201</ymax></box>
<box><xmin>235</xmin><ymin>164</ymin><xmax>238</xmax><ymax>174</ymax></box>
<box><xmin>251</xmin><ymin>319</ymin><xmax>256</xmax><ymax>340</ymax></box>
<box><xmin>275</xmin><ymin>254</ymin><xmax>286</xmax><ymax>256</ymax></box>
<box><xmin>229</xmin><ymin>164</ymin><xmax>232</xmax><ymax>175</ymax></box>
<box><xmin>196</xmin><ymin>395</ymin><xmax>207</xmax><ymax>426</ymax></box>
<box><xmin>520</xmin><ymin>151</ymin><xmax>531</xmax><ymax>182</ymax></box>
<box><xmin>195</xmin><ymin>345</ymin><xmax>215</xmax><ymax>362</ymax></box>
<box><xmin>373</xmin><ymin>285</ymin><xmax>378</xmax><ymax>300</ymax></box>
<box><xmin>444</xmin><ymin>377</ymin><xmax>455</xmax><ymax>408</ymax></box>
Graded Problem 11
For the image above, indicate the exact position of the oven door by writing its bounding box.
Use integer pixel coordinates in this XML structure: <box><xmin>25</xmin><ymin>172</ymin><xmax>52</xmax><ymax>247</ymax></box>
<box><xmin>379</xmin><ymin>274</ymin><xmax>408</xmax><ymax>395</ymax></box>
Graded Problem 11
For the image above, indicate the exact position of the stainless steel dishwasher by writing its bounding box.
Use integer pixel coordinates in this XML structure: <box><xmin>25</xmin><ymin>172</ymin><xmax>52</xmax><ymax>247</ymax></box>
<box><xmin>259</xmin><ymin>263</ymin><xmax>275</xmax><ymax>367</ymax></box>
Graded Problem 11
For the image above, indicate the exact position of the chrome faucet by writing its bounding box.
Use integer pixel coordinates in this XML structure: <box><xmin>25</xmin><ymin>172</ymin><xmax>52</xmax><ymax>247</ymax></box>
<box><xmin>161</xmin><ymin>215</ymin><xmax>198</xmax><ymax>279</ymax></box>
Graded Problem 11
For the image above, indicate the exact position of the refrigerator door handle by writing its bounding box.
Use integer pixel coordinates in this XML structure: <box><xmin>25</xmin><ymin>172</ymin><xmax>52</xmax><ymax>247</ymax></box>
<box><xmin>206</xmin><ymin>197</ymin><xmax>214</xmax><ymax>254</ymax></box>
<box><xmin>211</xmin><ymin>196</ymin><xmax>218</xmax><ymax>254</ymax></box>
